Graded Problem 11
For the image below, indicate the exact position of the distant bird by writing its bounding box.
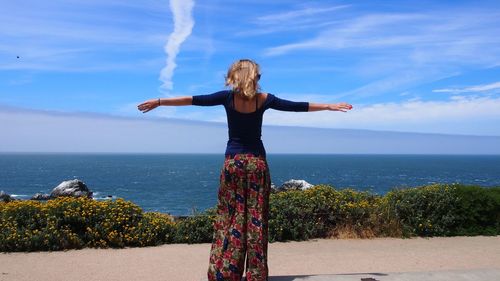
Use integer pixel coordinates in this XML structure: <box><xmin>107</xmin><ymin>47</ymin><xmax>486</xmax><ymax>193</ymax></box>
<box><xmin>17</xmin><ymin>56</ymin><xmax>20</xmax><ymax>59</ymax></box>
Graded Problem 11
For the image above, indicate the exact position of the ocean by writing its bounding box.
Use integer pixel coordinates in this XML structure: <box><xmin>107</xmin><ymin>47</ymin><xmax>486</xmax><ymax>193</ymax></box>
<box><xmin>1</xmin><ymin>153</ymin><xmax>499</xmax><ymax>216</ymax></box>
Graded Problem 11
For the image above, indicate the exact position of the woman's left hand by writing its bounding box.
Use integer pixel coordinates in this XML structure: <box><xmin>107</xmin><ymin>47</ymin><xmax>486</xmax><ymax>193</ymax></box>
<box><xmin>328</xmin><ymin>102</ymin><xmax>353</xmax><ymax>112</ymax></box>
<box><xmin>137</xmin><ymin>99</ymin><xmax>160</xmax><ymax>113</ymax></box>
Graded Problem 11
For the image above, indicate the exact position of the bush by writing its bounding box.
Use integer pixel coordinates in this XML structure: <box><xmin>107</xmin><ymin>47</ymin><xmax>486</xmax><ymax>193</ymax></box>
<box><xmin>268</xmin><ymin>188</ymin><xmax>316</xmax><ymax>242</ymax></box>
<box><xmin>125</xmin><ymin>212</ymin><xmax>177</xmax><ymax>247</ymax></box>
<box><xmin>385</xmin><ymin>183</ymin><xmax>500</xmax><ymax>237</ymax></box>
<box><xmin>173</xmin><ymin>206</ymin><xmax>216</xmax><ymax>244</ymax></box>
<box><xmin>1</xmin><ymin>183</ymin><xmax>498</xmax><ymax>252</ymax></box>
<box><xmin>309</xmin><ymin>186</ymin><xmax>382</xmax><ymax>239</ymax></box>
<box><xmin>268</xmin><ymin>185</ymin><xmax>387</xmax><ymax>241</ymax></box>
<box><xmin>0</xmin><ymin>197</ymin><xmax>174</xmax><ymax>252</ymax></box>
<box><xmin>451</xmin><ymin>185</ymin><xmax>500</xmax><ymax>235</ymax></box>
<box><xmin>385</xmin><ymin>184</ymin><xmax>460</xmax><ymax>237</ymax></box>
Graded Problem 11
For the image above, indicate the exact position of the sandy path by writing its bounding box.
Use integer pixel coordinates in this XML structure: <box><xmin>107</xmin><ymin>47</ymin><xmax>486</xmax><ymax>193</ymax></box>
<box><xmin>1</xmin><ymin>236</ymin><xmax>499</xmax><ymax>281</ymax></box>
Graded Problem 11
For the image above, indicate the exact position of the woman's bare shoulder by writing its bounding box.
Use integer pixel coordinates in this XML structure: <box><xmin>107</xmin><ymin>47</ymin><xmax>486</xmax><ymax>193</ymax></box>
<box><xmin>259</xmin><ymin>92</ymin><xmax>270</xmax><ymax>99</ymax></box>
<box><xmin>256</xmin><ymin>92</ymin><xmax>269</xmax><ymax>109</ymax></box>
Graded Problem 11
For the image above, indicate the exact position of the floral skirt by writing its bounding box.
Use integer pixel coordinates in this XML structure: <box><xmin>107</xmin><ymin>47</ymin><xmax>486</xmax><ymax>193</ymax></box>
<box><xmin>207</xmin><ymin>153</ymin><xmax>271</xmax><ymax>281</ymax></box>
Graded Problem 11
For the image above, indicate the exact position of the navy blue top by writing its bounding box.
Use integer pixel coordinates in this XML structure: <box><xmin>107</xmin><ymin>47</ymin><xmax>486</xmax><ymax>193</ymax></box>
<box><xmin>192</xmin><ymin>90</ymin><xmax>309</xmax><ymax>158</ymax></box>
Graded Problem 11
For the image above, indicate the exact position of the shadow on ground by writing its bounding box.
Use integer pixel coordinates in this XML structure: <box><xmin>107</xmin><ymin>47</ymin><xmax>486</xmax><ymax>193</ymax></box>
<box><xmin>202</xmin><ymin>269</ymin><xmax>500</xmax><ymax>281</ymax></box>
<box><xmin>269</xmin><ymin>272</ymin><xmax>387</xmax><ymax>281</ymax></box>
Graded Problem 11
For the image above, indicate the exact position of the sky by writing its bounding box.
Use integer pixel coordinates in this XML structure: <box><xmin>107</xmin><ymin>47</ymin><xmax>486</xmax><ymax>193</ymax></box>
<box><xmin>2</xmin><ymin>105</ymin><xmax>499</xmax><ymax>154</ymax></box>
<box><xmin>1</xmin><ymin>0</ymin><xmax>500</xmax><ymax>153</ymax></box>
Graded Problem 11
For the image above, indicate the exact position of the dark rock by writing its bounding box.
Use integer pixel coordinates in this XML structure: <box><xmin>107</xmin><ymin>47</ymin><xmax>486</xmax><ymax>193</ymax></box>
<box><xmin>171</xmin><ymin>215</ymin><xmax>191</xmax><ymax>222</ymax></box>
<box><xmin>0</xmin><ymin>190</ymin><xmax>15</xmax><ymax>202</ymax></box>
<box><xmin>50</xmin><ymin>179</ymin><xmax>93</xmax><ymax>198</ymax></box>
<box><xmin>270</xmin><ymin>182</ymin><xmax>279</xmax><ymax>194</ymax></box>
<box><xmin>30</xmin><ymin>193</ymin><xmax>51</xmax><ymax>201</ymax></box>
<box><xmin>274</xmin><ymin>179</ymin><xmax>314</xmax><ymax>193</ymax></box>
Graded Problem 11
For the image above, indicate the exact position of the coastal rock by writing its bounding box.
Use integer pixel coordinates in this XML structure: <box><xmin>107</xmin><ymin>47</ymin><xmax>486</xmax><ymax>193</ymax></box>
<box><xmin>270</xmin><ymin>182</ymin><xmax>278</xmax><ymax>194</ymax></box>
<box><xmin>50</xmin><ymin>179</ymin><xmax>93</xmax><ymax>198</ymax></box>
<box><xmin>0</xmin><ymin>190</ymin><xmax>16</xmax><ymax>202</ymax></box>
<box><xmin>30</xmin><ymin>193</ymin><xmax>51</xmax><ymax>201</ymax></box>
<box><xmin>274</xmin><ymin>179</ymin><xmax>314</xmax><ymax>192</ymax></box>
<box><xmin>172</xmin><ymin>215</ymin><xmax>190</xmax><ymax>222</ymax></box>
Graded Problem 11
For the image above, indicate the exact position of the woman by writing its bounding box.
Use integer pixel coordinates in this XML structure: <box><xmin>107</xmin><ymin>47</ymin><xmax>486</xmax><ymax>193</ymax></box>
<box><xmin>137</xmin><ymin>59</ymin><xmax>352</xmax><ymax>281</ymax></box>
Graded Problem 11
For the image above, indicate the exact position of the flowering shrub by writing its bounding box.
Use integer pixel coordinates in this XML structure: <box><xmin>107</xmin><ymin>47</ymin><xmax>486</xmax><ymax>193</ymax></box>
<box><xmin>0</xmin><ymin>197</ymin><xmax>175</xmax><ymax>252</ymax></box>
<box><xmin>173</xmin><ymin>206</ymin><xmax>216</xmax><ymax>243</ymax></box>
<box><xmin>385</xmin><ymin>184</ymin><xmax>460</xmax><ymax>237</ymax></box>
<box><xmin>268</xmin><ymin>185</ymin><xmax>395</xmax><ymax>241</ymax></box>
<box><xmin>385</xmin><ymin>183</ymin><xmax>500</xmax><ymax>237</ymax></box>
<box><xmin>447</xmin><ymin>184</ymin><xmax>499</xmax><ymax>235</ymax></box>
<box><xmin>1</xmin><ymin>183</ymin><xmax>498</xmax><ymax>252</ymax></box>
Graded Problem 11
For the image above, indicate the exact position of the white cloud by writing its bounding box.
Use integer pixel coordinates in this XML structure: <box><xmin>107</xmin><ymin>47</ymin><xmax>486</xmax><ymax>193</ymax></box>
<box><xmin>235</xmin><ymin>4</ymin><xmax>348</xmax><ymax>37</ymax></box>
<box><xmin>256</xmin><ymin>5</ymin><xmax>349</xmax><ymax>23</ymax></box>
<box><xmin>0</xmin><ymin>57</ymin><xmax>161</xmax><ymax>73</ymax></box>
<box><xmin>433</xmin><ymin>81</ymin><xmax>500</xmax><ymax>93</ymax></box>
<box><xmin>0</xmin><ymin>1</ymin><xmax>169</xmax><ymax>72</ymax></box>
<box><xmin>159</xmin><ymin>0</ymin><xmax>195</xmax><ymax>92</ymax></box>
<box><xmin>148</xmin><ymin>93</ymin><xmax>500</xmax><ymax>136</ymax></box>
<box><xmin>261</xmin><ymin>8</ymin><xmax>500</xmax><ymax>104</ymax></box>
<box><xmin>264</xmin><ymin>13</ymin><xmax>427</xmax><ymax>56</ymax></box>
<box><xmin>261</xmin><ymin>95</ymin><xmax>500</xmax><ymax>136</ymax></box>
<box><xmin>263</xmin><ymin>9</ymin><xmax>500</xmax><ymax>69</ymax></box>
<box><xmin>2</xmin><ymin>104</ymin><xmax>499</xmax><ymax>154</ymax></box>
<box><xmin>326</xmin><ymin>68</ymin><xmax>462</xmax><ymax>102</ymax></box>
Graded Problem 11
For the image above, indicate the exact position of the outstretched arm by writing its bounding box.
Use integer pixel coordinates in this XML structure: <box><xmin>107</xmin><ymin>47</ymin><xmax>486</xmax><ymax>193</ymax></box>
<box><xmin>138</xmin><ymin>91</ymin><xmax>227</xmax><ymax>113</ymax></box>
<box><xmin>268</xmin><ymin>94</ymin><xmax>353</xmax><ymax>112</ymax></box>
<box><xmin>137</xmin><ymin>96</ymin><xmax>193</xmax><ymax>113</ymax></box>
<box><xmin>308</xmin><ymin>102</ymin><xmax>353</xmax><ymax>112</ymax></box>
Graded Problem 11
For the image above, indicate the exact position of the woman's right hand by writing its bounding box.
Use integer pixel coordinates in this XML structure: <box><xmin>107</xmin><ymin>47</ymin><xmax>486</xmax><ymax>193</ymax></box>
<box><xmin>328</xmin><ymin>102</ymin><xmax>353</xmax><ymax>112</ymax></box>
<box><xmin>137</xmin><ymin>99</ymin><xmax>160</xmax><ymax>113</ymax></box>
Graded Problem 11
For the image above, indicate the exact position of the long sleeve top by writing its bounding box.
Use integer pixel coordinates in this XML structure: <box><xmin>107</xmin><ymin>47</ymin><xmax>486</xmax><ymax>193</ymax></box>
<box><xmin>192</xmin><ymin>90</ymin><xmax>309</xmax><ymax>158</ymax></box>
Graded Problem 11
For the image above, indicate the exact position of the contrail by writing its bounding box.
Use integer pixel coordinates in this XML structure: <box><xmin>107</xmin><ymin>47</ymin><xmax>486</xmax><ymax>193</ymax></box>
<box><xmin>159</xmin><ymin>0</ymin><xmax>195</xmax><ymax>92</ymax></box>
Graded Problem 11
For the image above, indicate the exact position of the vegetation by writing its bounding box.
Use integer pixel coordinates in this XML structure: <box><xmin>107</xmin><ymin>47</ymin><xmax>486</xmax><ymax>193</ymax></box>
<box><xmin>1</xmin><ymin>183</ymin><xmax>498</xmax><ymax>252</ymax></box>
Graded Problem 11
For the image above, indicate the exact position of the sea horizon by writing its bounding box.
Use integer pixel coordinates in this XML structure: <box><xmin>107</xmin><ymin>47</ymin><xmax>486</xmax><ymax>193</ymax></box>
<box><xmin>1</xmin><ymin>153</ymin><xmax>499</xmax><ymax>216</ymax></box>
<box><xmin>2</xmin><ymin>152</ymin><xmax>500</xmax><ymax>155</ymax></box>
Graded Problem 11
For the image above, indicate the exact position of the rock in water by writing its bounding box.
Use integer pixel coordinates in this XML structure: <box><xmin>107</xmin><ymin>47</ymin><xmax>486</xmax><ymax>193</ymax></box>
<box><xmin>276</xmin><ymin>179</ymin><xmax>313</xmax><ymax>192</ymax></box>
<box><xmin>270</xmin><ymin>182</ymin><xmax>279</xmax><ymax>194</ymax></box>
<box><xmin>51</xmin><ymin>179</ymin><xmax>93</xmax><ymax>198</ymax></box>
<box><xmin>31</xmin><ymin>193</ymin><xmax>51</xmax><ymax>200</ymax></box>
<box><xmin>0</xmin><ymin>190</ymin><xmax>15</xmax><ymax>202</ymax></box>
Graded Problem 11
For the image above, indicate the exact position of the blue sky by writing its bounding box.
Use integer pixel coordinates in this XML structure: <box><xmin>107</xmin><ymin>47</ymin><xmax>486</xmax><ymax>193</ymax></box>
<box><xmin>1</xmin><ymin>0</ymin><xmax>500</xmax><ymax>139</ymax></box>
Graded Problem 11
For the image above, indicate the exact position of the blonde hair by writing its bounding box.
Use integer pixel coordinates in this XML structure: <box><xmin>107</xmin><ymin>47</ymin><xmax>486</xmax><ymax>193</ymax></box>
<box><xmin>225</xmin><ymin>59</ymin><xmax>261</xmax><ymax>99</ymax></box>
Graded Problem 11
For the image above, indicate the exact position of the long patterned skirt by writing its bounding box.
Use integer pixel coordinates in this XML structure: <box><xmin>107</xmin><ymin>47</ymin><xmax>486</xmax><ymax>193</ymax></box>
<box><xmin>207</xmin><ymin>153</ymin><xmax>271</xmax><ymax>281</ymax></box>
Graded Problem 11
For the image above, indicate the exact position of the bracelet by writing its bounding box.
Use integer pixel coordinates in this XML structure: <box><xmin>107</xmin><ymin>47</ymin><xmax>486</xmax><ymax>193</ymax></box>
<box><xmin>158</xmin><ymin>98</ymin><xmax>161</xmax><ymax>106</ymax></box>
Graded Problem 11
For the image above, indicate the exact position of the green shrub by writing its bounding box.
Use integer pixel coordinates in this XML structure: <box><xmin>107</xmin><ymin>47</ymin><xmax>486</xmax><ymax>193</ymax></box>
<box><xmin>451</xmin><ymin>185</ymin><xmax>500</xmax><ymax>235</ymax></box>
<box><xmin>0</xmin><ymin>197</ymin><xmax>174</xmax><ymax>252</ymax></box>
<box><xmin>268</xmin><ymin>185</ymin><xmax>385</xmax><ymax>241</ymax></box>
<box><xmin>385</xmin><ymin>183</ymin><xmax>500</xmax><ymax>237</ymax></box>
<box><xmin>268</xmin><ymin>188</ymin><xmax>316</xmax><ymax>242</ymax></box>
<box><xmin>1</xmin><ymin>183</ymin><xmax>498</xmax><ymax>252</ymax></box>
<box><xmin>385</xmin><ymin>183</ymin><xmax>460</xmax><ymax>237</ymax></box>
<box><xmin>125</xmin><ymin>212</ymin><xmax>177</xmax><ymax>247</ymax></box>
<box><xmin>173</xmin><ymin>207</ymin><xmax>216</xmax><ymax>244</ymax></box>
